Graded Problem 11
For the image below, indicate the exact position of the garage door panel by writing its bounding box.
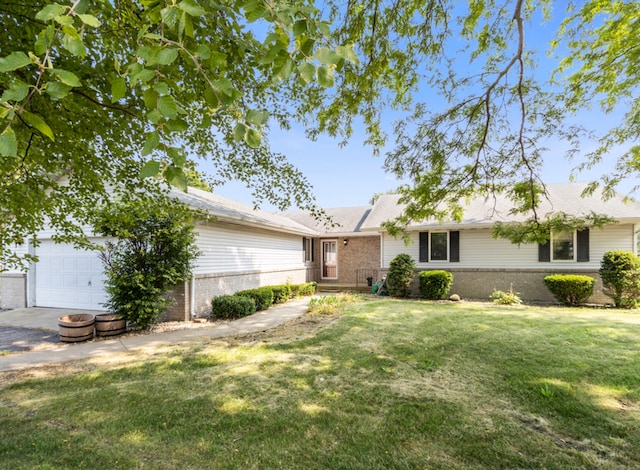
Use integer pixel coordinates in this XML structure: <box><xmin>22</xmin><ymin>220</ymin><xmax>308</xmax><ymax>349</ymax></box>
<box><xmin>35</xmin><ymin>239</ymin><xmax>107</xmax><ymax>310</ymax></box>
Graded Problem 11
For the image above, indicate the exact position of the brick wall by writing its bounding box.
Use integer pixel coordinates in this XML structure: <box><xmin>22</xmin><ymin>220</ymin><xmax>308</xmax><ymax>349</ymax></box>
<box><xmin>0</xmin><ymin>273</ymin><xmax>26</xmax><ymax>309</ymax></box>
<box><xmin>337</xmin><ymin>236</ymin><xmax>380</xmax><ymax>284</ymax></box>
<box><xmin>184</xmin><ymin>268</ymin><xmax>308</xmax><ymax>317</ymax></box>
<box><xmin>378</xmin><ymin>268</ymin><xmax>612</xmax><ymax>305</ymax></box>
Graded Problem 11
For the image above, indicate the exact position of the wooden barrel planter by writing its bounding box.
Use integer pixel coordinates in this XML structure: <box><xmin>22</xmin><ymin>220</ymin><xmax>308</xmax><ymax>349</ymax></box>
<box><xmin>95</xmin><ymin>313</ymin><xmax>127</xmax><ymax>337</ymax></box>
<box><xmin>58</xmin><ymin>314</ymin><xmax>95</xmax><ymax>343</ymax></box>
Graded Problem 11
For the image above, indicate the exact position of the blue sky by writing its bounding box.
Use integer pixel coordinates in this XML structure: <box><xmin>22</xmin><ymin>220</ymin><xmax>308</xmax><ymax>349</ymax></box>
<box><xmin>209</xmin><ymin>4</ymin><xmax>637</xmax><ymax>212</ymax></box>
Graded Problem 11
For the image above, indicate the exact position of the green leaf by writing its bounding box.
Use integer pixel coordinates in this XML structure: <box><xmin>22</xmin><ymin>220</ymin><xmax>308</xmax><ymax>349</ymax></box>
<box><xmin>0</xmin><ymin>52</ymin><xmax>32</xmax><ymax>72</ymax></box>
<box><xmin>314</xmin><ymin>47</ymin><xmax>340</xmax><ymax>66</ymax></box>
<box><xmin>196</xmin><ymin>44</ymin><xmax>210</xmax><ymax>59</ymax></box>
<box><xmin>53</xmin><ymin>69</ymin><xmax>82</xmax><ymax>87</ymax></box>
<box><xmin>45</xmin><ymin>81</ymin><xmax>72</xmax><ymax>99</ymax></box>
<box><xmin>245</xmin><ymin>128</ymin><xmax>261</xmax><ymax>149</ymax></box>
<box><xmin>293</xmin><ymin>20</ymin><xmax>307</xmax><ymax>37</ymax></box>
<box><xmin>167</xmin><ymin>147</ymin><xmax>186</xmax><ymax>166</ymax></box>
<box><xmin>110</xmin><ymin>77</ymin><xmax>126</xmax><ymax>102</ymax></box>
<box><xmin>0</xmin><ymin>127</ymin><xmax>17</xmax><ymax>157</ymax></box>
<box><xmin>21</xmin><ymin>111</ymin><xmax>55</xmax><ymax>141</ymax></box>
<box><xmin>316</xmin><ymin>66</ymin><xmax>334</xmax><ymax>88</ymax></box>
<box><xmin>62</xmin><ymin>34</ymin><xmax>87</xmax><ymax>57</ymax></box>
<box><xmin>140</xmin><ymin>160</ymin><xmax>161</xmax><ymax>178</ymax></box>
<box><xmin>233</xmin><ymin>122</ymin><xmax>247</xmax><ymax>142</ymax></box>
<box><xmin>142</xmin><ymin>131</ymin><xmax>160</xmax><ymax>156</ymax></box>
<box><xmin>165</xmin><ymin>165</ymin><xmax>188</xmax><ymax>191</ymax></box>
<box><xmin>157</xmin><ymin>95</ymin><xmax>178</xmax><ymax>118</ymax></box>
<box><xmin>336</xmin><ymin>45</ymin><xmax>360</xmax><ymax>65</ymax></box>
<box><xmin>77</xmin><ymin>14</ymin><xmax>101</xmax><ymax>28</ymax></box>
<box><xmin>297</xmin><ymin>62</ymin><xmax>316</xmax><ymax>84</ymax></box>
<box><xmin>178</xmin><ymin>1</ymin><xmax>206</xmax><ymax>17</ymax></box>
<box><xmin>130</xmin><ymin>68</ymin><xmax>155</xmax><ymax>86</ymax></box>
<box><xmin>35</xmin><ymin>4</ymin><xmax>68</xmax><ymax>21</ymax></box>
<box><xmin>274</xmin><ymin>56</ymin><xmax>294</xmax><ymax>81</ymax></box>
<box><xmin>1</xmin><ymin>81</ymin><xmax>30</xmax><ymax>102</ymax></box>
<box><xmin>156</xmin><ymin>48</ymin><xmax>179</xmax><ymax>65</ymax></box>
<box><xmin>161</xmin><ymin>6</ymin><xmax>179</xmax><ymax>29</ymax></box>
<box><xmin>246</xmin><ymin>109</ymin><xmax>269</xmax><ymax>126</ymax></box>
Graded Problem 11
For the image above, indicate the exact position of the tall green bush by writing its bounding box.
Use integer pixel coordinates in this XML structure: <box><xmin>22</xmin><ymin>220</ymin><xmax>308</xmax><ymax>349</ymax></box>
<box><xmin>387</xmin><ymin>254</ymin><xmax>416</xmax><ymax>297</ymax></box>
<box><xmin>235</xmin><ymin>287</ymin><xmax>274</xmax><ymax>311</ymax></box>
<box><xmin>599</xmin><ymin>250</ymin><xmax>640</xmax><ymax>308</ymax></box>
<box><xmin>96</xmin><ymin>197</ymin><xmax>200</xmax><ymax>330</ymax></box>
<box><xmin>270</xmin><ymin>285</ymin><xmax>292</xmax><ymax>304</ymax></box>
<box><xmin>543</xmin><ymin>274</ymin><xmax>595</xmax><ymax>306</ymax></box>
<box><xmin>419</xmin><ymin>270</ymin><xmax>453</xmax><ymax>300</ymax></box>
<box><xmin>211</xmin><ymin>295</ymin><xmax>256</xmax><ymax>319</ymax></box>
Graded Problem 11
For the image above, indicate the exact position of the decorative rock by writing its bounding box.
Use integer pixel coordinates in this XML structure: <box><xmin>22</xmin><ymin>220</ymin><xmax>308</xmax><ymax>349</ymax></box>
<box><xmin>449</xmin><ymin>294</ymin><xmax>461</xmax><ymax>302</ymax></box>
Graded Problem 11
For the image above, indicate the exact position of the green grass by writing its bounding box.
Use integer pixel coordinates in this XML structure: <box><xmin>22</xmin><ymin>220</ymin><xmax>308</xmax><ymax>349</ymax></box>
<box><xmin>1</xmin><ymin>298</ymin><xmax>639</xmax><ymax>469</ymax></box>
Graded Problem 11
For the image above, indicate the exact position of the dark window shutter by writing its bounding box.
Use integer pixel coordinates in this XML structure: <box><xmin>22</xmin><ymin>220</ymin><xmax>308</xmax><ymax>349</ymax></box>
<box><xmin>577</xmin><ymin>229</ymin><xmax>589</xmax><ymax>262</ymax></box>
<box><xmin>449</xmin><ymin>231</ymin><xmax>460</xmax><ymax>262</ymax></box>
<box><xmin>311</xmin><ymin>238</ymin><xmax>315</xmax><ymax>262</ymax></box>
<box><xmin>538</xmin><ymin>240</ymin><xmax>551</xmax><ymax>262</ymax></box>
<box><xmin>419</xmin><ymin>232</ymin><xmax>429</xmax><ymax>262</ymax></box>
<box><xmin>302</xmin><ymin>237</ymin><xmax>306</xmax><ymax>262</ymax></box>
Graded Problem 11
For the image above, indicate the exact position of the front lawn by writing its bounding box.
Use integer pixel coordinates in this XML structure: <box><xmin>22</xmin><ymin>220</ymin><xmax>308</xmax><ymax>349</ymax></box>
<box><xmin>1</xmin><ymin>298</ymin><xmax>638</xmax><ymax>469</ymax></box>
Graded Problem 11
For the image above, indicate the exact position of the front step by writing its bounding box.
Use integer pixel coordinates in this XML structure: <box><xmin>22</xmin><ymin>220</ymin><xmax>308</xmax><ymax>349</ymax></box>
<box><xmin>316</xmin><ymin>284</ymin><xmax>372</xmax><ymax>293</ymax></box>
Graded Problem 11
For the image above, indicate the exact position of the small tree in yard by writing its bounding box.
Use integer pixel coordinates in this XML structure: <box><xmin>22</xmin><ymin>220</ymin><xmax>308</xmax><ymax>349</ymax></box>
<box><xmin>387</xmin><ymin>254</ymin><xmax>416</xmax><ymax>298</ymax></box>
<box><xmin>96</xmin><ymin>197</ymin><xmax>200</xmax><ymax>330</ymax></box>
<box><xmin>600</xmin><ymin>251</ymin><xmax>640</xmax><ymax>308</ymax></box>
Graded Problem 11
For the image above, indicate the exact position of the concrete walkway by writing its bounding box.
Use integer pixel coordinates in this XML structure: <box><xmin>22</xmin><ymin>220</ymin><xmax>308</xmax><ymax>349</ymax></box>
<box><xmin>0</xmin><ymin>299</ymin><xmax>310</xmax><ymax>372</ymax></box>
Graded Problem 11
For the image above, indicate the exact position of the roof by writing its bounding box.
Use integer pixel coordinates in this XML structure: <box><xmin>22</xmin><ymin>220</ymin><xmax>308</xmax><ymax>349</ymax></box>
<box><xmin>171</xmin><ymin>187</ymin><xmax>316</xmax><ymax>236</ymax></box>
<box><xmin>361</xmin><ymin>183</ymin><xmax>640</xmax><ymax>231</ymax></box>
<box><xmin>280</xmin><ymin>206</ymin><xmax>372</xmax><ymax>235</ymax></box>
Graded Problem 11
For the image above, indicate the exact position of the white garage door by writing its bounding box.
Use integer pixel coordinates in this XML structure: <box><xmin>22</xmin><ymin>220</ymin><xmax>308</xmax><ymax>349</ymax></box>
<box><xmin>35</xmin><ymin>239</ymin><xmax>107</xmax><ymax>310</ymax></box>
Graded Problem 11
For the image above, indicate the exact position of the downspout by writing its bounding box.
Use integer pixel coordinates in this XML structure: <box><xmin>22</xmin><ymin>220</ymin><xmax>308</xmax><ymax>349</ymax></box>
<box><xmin>190</xmin><ymin>273</ymin><xmax>196</xmax><ymax>319</ymax></box>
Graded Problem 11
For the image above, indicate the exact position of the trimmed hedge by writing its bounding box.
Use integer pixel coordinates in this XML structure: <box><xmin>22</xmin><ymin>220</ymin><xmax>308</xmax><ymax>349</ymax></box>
<box><xmin>269</xmin><ymin>284</ymin><xmax>292</xmax><ymax>304</ymax></box>
<box><xmin>419</xmin><ymin>270</ymin><xmax>454</xmax><ymax>300</ymax></box>
<box><xmin>543</xmin><ymin>274</ymin><xmax>595</xmax><ymax>306</ymax></box>
<box><xmin>211</xmin><ymin>295</ymin><xmax>256</xmax><ymax>319</ymax></box>
<box><xmin>290</xmin><ymin>282</ymin><xmax>317</xmax><ymax>297</ymax></box>
<box><xmin>235</xmin><ymin>287</ymin><xmax>274</xmax><ymax>311</ymax></box>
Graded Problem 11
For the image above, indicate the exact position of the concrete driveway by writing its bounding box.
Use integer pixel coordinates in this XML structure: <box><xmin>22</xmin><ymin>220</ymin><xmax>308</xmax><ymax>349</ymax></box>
<box><xmin>0</xmin><ymin>307</ymin><xmax>104</xmax><ymax>352</ymax></box>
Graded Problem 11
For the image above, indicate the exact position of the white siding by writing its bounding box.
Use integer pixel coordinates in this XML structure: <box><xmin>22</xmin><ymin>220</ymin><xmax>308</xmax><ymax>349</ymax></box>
<box><xmin>2</xmin><ymin>243</ymin><xmax>30</xmax><ymax>273</ymax></box>
<box><xmin>382</xmin><ymin>224</ymin><xmax>636</xmax><ymax>270</ymax></box>
<box><xmin>193</xmin><ymin>222</ymin><xmax>305</xmax><ymax>275</ymax></box>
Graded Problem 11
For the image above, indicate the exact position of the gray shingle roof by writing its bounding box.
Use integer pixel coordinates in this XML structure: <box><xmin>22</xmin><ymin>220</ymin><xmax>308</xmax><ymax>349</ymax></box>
<box><xmin>280</xmin><ymin>206</ymin><xmax>372</xmax><ymax>234</ymax></box>
<box><xmin>361</xmin><ymin>183</ymin><xmax>640</xmax><ymax>231</ymax></box>
<box><xmin>171</xmin><ymin>187</ymin><xmax>316</xmax><ymax>236</ymax></box>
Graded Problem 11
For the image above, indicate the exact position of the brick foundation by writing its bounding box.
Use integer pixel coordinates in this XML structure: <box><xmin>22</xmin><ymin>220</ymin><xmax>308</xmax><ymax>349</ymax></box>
<box><xmin>378</xmin><ymin>268</ymin><xmax>612</xmax><ymax>305</ymax></box>
<box><xmin>0</xmin><ymin>273</ymin><xmax>26</xmax><ymax>309</ymax></box>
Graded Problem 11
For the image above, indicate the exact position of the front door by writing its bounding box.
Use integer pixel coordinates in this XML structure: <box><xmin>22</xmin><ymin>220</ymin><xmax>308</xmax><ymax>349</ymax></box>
<box><xmin>322</xmin><ymin>240</ymin><xmax>337</xmax><ymax>279</ymax></box>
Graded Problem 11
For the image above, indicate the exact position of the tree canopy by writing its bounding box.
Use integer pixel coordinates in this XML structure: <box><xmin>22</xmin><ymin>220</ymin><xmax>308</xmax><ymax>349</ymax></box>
<box><xmin>1</xmin><ymin>0</ymin><xmax>638</xmax><ymax>269</ymax></box>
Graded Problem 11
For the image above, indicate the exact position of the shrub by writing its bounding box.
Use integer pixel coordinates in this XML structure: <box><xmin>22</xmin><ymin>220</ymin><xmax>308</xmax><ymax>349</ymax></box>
<box><xmin>418</xmin><ymin>270</ymin><xmax>453</xmax><ymax>300</ymax></box>
<box><xmin>387</xmin><ymin>254</ymin><xmax>416</xmax><ymax>297</ymax></box>
<box><xmin>543</xmin><ymin>274</ymin><xmax>595</xmax><ymax>306</ymax></box>
<box><xmin>211</xmin><ymin>295</ymin><xmax>256</xmax><ymax>319</ymax></box>
<box><xmin>490</xmin><ymin>286</ymin><xmax>522</xmax><ymax>306</ymax></box>
<box><xmin>235</xmin><ymin>287</ymin><xmax>274</xmax><ymax>311</ymax></box>
<box><xmin>97</xmin><ymin>197</ymin><xmax>199</xmax><ymax>330</ymax></box>
<box><xmin>291</xmin><ymin>282</ymin><xmax>317</xmax><ymax>297</ymax></box>
<box><xmin>269</xmin><ymin>284</ymin><xmax>292</xmax><ymax>304</ymax></box>
<box><xmin>599</xmin><ymin>251</ymin><xmax>640</xmax><ymax>308</ymax></box>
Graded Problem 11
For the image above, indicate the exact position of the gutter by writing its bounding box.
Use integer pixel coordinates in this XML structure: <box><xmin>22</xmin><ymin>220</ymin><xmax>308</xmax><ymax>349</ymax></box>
<box><xmin>190</xmin><ymin>273</ymin><xmax>196</xmax><ymax>319</ymax></box>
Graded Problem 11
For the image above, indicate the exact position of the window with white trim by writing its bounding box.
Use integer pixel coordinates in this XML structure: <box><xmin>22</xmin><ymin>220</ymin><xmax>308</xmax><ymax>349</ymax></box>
<box><xmin>551</xmin><ymin>231</ymin><xmax>575</xmax><ymax>261</ymax></box>
<box><xmin>419</xmin><ymin>231</ymin><xmax>460</xmax><ymax>263</ymax></box>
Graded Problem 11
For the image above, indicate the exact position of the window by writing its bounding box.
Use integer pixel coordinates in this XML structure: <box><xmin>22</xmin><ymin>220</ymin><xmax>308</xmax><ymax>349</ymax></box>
<box><xmin>539</xmin><ymin>229</ymin><xmax>589</xmax><ymax>262</ymax></box>
<box><xmin>303</xmin><ymin>237</ymin><xmax>314</xmax><ymax>263</ymax></box>
<box><xmin>431</xmin><ymin>232</ymin><xmax>448</xmax><ymax>261</ymax></box>
<box><xmin>552</xmin><ymin>231</ymin><xmax>574</xmax><ymax>261</ymax></box>
<box><xmin>419</xmin><ymin>231</ymin><xmax>460</xmax><ymax>263</ymax></box>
